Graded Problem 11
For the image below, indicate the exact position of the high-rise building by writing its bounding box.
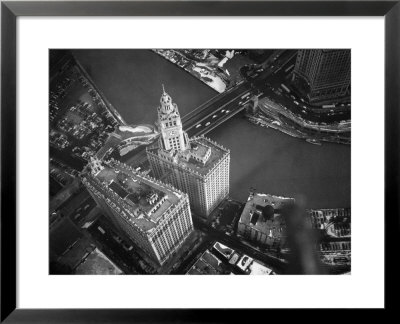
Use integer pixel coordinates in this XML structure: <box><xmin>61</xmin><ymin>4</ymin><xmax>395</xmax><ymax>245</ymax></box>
<box><xmin>81</xmin><ymin>156</ymin><xmax>194</xmax><ymax>266</ymax></box>
<box><xmin>147</xmin><ymin>86</ymin><xmax>230</xmax><ymax>218</ymax></box>
<box><xmin>291</xmin><ymin>49</ymin><xmax>351</xmax><ymax>104</ymax></box>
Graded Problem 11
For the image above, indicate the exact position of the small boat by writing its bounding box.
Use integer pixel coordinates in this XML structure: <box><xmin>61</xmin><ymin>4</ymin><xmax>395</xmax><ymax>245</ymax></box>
<box><xmin>306</xmin><ymin>138</ymin><xmax>322</xmax><ymax>145</ymax></box>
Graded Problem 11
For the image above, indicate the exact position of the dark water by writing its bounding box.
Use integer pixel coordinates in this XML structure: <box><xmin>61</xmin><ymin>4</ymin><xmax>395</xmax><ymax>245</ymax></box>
<box><xmin>72</xmin><ymin>49</ymin><xmax>217</xmax><ymax>125</ymax></box>
<box><xmin>208</xmin><ymin>117</ymin><xmax>351</xmax><ymax>209</ymax></box>
<box><xmin>73</xmin><ymin>50</ymin><xmax>350</xmax><ymax>209</ymax></box>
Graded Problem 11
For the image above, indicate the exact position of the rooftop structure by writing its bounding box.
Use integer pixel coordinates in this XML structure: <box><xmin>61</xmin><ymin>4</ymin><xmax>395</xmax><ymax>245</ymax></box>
<box><xmin>213</xmin><ymin>242</ymin><xmax>234</xmax><ymax>260</ymax></box>
<box><xmin>236</xmin><ymin>254</ymin><xmax>254</xmax><ymax>272</ymax></box>
<box><xmin>237</xmin><ymin>192</ymin><xmax>295</xmax><ymax>247</ymax></box>
<box><xmin>81</xmin><ymin>157</ymin><xmax>194</xmax><ymax>265</ymax></box>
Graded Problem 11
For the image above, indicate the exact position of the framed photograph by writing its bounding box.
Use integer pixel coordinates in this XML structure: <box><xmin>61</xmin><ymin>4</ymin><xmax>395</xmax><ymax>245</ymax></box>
<box><xmin>1</xmin><ymin>0</ymin><xmax>398</xmax><ymax>321</ymax></box>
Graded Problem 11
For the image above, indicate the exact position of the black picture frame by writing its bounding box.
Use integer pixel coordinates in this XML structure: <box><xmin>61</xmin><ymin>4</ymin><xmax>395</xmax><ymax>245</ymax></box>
<box><xmin>1</xmin><ymin>0</ymin><xmax>398</xmax><ymax>322</ymax></box>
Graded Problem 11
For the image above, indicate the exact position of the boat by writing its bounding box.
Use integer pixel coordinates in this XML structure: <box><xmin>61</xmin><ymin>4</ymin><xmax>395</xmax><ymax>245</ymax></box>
<box><xmin>306</xmin><ymin>138</ymin><xmax>322</xmax><ymax>146</ymax></box>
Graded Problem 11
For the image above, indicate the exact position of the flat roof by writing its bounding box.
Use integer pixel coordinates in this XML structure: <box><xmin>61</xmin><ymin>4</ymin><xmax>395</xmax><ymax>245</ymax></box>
<box><xmin>148</xmin><ymin>136</ymin><xmax>228</xmax><ymax>176</ymax></box>
<box><xmin>89</xmin><ymin>161</ymin><xmax>182</xmax><ymax>232</ymax></box>
<box><xmin>213</xmin><ymin>242</ymin><xmax>234</xmax><ymax>259</ymax></box>
<box><xmin>249</xmin><ymin>261</ymin><xmax>273</xmax><ymax>275</ymax></box>
<box><xmin>191</xmin><ymin>259</ymin><xmax>218</xmax><ymax>275</ymax></box>
<box><xmin>75</xmin><ymin>248</ymin><xmax>123</xmax><ymax>275</ymax></box>
<box><xmin>239</xmin><ymin>193</ymin><xmax>294</xmax><ymax>235</ymax></box>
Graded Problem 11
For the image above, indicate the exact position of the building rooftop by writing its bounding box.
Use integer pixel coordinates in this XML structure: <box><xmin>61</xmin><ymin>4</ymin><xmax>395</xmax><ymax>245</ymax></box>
<box><xmin>239</xmin><ymin>193</ymin><xmax>295</xmax><ymax>236</ymax></box>
<box><xmin>84</xmin><ymin>160</ymin><xmax>183</xmax><ymax>232</ymax></box>
<box><xmin>75</xmin><ymin>248</ymin><xmax>123</xmax><ymax>275</ymax></box>
<box><xmin>53</xmin><ymin>236</ymin><xmax>96</xmax><ymax>271</ymax></box>
<box><xmin>148</xmin><ymin>136</ymin><xmax>229</xmax><ymax>176</ymax></box>
<box><xmin>249</xmin><ymin>261</ymin><xmax>273</xmax><ymax>275</ymax></box>
<box><xmin>187</xmin><ymin>249</ymin><xmax>229</xmax><ymax>275</ymax></box>
<box><xmin>213</xmin><ymin>242</ymin><xmax>234</xmax><ymax>259</ymax></box>
<box><xmin>236</xmin><ymin>254</ymin><xmax>253</xmax><ymax>272</ymax></box>
<box><xmin>191</xmin><ymin>259</ymin><xmax>218</xmax><ymax>275</ymax></box>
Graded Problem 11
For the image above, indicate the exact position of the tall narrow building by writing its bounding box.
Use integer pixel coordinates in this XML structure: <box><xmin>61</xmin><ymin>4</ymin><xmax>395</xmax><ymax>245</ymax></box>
<box><xmin>291</xmin><ymin>49</ymin><xmax>351</xmax><ymax>104</ymax></box>
<box><xmin>147</xmin><ymin>86</ymin><xmax>230</xmax><ymax>218</ymax></box>
<box><xmin>81</xmin><ymin>156</ymin><xmax>194</xmax><ymax>266</ymax></box>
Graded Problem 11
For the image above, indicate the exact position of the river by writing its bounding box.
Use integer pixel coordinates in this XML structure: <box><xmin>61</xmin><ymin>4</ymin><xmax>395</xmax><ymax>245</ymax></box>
<box><xmin>73</xmin><ymin>49</ymin><xmax>351</xmax><ymax>209</ymax></box>
<box><xmin>208</xmin><ymin>117</ymin><xmax>350</xmax><ymax>208</ymax></box>
<box><xmin>72</xmin><ymin>50</ymin><xmax>217</xmax><ymax>125</ymax></box>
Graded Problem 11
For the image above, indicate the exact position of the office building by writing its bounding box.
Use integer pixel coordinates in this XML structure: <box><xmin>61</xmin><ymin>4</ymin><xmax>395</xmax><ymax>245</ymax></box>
<box><xmin>81</xmin><ymin>156</ymin><xmax>194</xmax><ymax>265</ymax></box>
<box><xmin>292</xmin><ymin>49</ymin><xmax>351</xmax><ymax>104</ymax></box>
<box><xmin>147</xmin><ymin>86</ymin><xmax>230</xmax><ymax>218</ymax></box>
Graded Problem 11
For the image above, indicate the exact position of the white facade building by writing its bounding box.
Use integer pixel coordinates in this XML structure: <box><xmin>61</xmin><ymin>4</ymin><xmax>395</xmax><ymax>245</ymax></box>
<box><xmin>81</xmin><ymin>157</ymin><xmax>194</xmax><ymax>266</ymax></box>
<box><xmin>147</xmin><ymin>87</ymin><xmax>230</xmax><ymax>218</ymax></box>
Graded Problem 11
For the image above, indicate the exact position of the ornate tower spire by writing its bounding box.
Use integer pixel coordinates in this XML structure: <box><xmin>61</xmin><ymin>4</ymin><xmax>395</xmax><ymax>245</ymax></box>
<box><xmin>156</xmin><ymin>84</ymin><xmax>189</xmax><ymax>152</ymax></box>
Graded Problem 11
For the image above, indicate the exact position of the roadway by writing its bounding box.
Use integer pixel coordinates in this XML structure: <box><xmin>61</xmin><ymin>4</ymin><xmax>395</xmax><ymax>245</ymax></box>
<box><xmin>251</xmin><ymin>50</ymin><xmax>351</xmax><ymax>123</ymax></box>
<box><xmin>184</xmin><ymin>50</ymin><xmax>299</xmax><ymax>137</ymax></box>
<box><xmin>192</xmin><ymin>218</ymin><xmax>288</xmax><ymax>274</ymax></box>
<box><xmin>53</xmin><ymin>50</ymin><xmax>293</xmax><ymax>170</ymax></box>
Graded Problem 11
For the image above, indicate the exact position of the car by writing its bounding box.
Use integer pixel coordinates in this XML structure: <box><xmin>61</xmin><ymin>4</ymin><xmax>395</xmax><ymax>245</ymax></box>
<box><xmin>221</xmin><ymin>110</ymin><xmax>225</xmax><ymax>113</ymax></box>
<box><xmin>195</xmin><ymin>124</ymin><xmax>202</xmax><ymax>128</ymax></box>
<box><xmin>212</xmin><ymin>114</ymin><xmax>217</xmax><ymax>118</ymax></box>
<box><xmin>205</xmin><ymin>122</ymin><xmax>211</xmax><ymax>126</ymax></box>
<box><xmin>225</xmin><ymin>110</ymin><xmax>230</xmax><ymax>114</ymax></box>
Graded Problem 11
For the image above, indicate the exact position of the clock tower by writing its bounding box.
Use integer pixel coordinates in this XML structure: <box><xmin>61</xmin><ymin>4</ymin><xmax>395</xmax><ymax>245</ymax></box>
<box><xmin>147</xmin><ymin>86</ymin><xmax>231</xmax><ymax>218</ymax></box>
<box><xmin>157</xmin><ymin>85</ymin><xmax>189</xmax><ymax>152</ymax></box>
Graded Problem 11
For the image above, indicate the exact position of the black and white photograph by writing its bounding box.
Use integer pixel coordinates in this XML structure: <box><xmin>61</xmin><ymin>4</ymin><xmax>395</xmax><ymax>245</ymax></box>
<box><xmin>49</xmin><ymin>49</ymin><xmax>351</xmax><ymax>275</ymax></box>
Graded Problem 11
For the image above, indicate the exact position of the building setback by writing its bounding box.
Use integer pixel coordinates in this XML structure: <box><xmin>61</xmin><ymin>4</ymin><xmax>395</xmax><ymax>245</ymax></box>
<box><xmin>81</xmin><ymin>156</ymin><xmax>194</xmax><ymax>265</ymax></box>
<box><xmin>292</xmin><ymin>49</ymin><xmax>351</xmax><ymax>104</ymax></box>
<box><xmin>147</xmin><ymin>86</ymin><xmax>230</xmax><ymax>218</ymax></box>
